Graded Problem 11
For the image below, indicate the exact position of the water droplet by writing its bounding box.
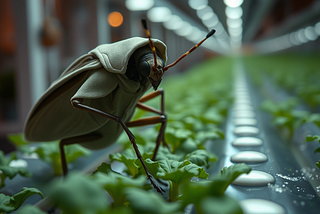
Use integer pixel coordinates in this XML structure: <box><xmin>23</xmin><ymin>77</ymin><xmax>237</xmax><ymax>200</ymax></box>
<box><xmin>300</xmin><ymin>201</ymin><xmax>305</xmax><ymax>206</ymax></box>
<box><xmin>276</xmin><ymin>173</ymin><xmax>302</xmax><ymax>181</ymax></box>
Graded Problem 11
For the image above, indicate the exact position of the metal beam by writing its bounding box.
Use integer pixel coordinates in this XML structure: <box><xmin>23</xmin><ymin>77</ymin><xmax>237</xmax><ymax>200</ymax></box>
<box><xmin>243</xmin><ymin>0</ymin><xmax>277</xmax><ymax>42</ymax></box>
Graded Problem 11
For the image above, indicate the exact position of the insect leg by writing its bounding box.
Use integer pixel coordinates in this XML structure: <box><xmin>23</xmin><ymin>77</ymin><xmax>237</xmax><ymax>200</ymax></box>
<box><xmin>127</xmin><ymin>89</ymin><xmax>168</xmax><ymax>160</ymax></box>
<box><xmin>60</xmin><ymin>133</ymin><xmax>102</xmax><ymax>176</ymax></box>
<box><xmin>71</xmin><ymin>99</ymin><xmax>164</xmax><ymax>193</ymax></box>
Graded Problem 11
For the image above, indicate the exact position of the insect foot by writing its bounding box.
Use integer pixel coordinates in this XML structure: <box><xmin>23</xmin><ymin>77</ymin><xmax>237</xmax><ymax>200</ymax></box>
<box><xmin>148</xmin><ymin>172</ymin><xmax>164</xmax><ymax>194</ymax></box>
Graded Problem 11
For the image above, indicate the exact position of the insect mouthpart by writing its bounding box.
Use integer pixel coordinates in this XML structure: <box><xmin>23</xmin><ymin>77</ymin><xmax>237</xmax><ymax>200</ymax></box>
<box><xmin>149</xmin><ymin>76</ymin><xmax>162</xmax><ymax>91</ymax></box>
<box><xmin>148</xmin><ymin>59</ymin><xmax>164</xmax><ymax>90</ymax></box>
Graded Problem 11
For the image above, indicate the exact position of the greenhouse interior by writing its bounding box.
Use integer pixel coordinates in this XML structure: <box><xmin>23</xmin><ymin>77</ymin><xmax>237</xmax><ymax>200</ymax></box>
<box><xmin>1</xmin><ymin>0</ymin><xmax>320</xmax><ymax>213</ymax></box>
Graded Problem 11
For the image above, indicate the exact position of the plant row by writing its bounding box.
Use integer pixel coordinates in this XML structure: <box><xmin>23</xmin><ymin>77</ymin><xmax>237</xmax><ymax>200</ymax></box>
<box><xmin>1</xmin><ymin>57</ymin><xmax>252</xmax><ymax>214</ymax></box>
<box><xmin>243</xmin><ymin>54</ymin><xmax>320</xmax><ymax>168</ymax></box>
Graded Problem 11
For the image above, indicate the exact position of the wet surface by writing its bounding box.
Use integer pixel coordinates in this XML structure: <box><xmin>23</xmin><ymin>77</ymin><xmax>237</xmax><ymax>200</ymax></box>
<box><xmin>217</xmin><ymin>65</ymin><xmax>320</xmax><ymax>214</ymax></box>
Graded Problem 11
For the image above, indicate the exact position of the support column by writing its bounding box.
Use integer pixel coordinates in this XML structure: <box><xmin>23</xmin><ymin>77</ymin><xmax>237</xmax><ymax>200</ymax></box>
<box><xmin>11</xmin><ymin>0</ymin><xmax>47</xmax><ymax>129</ymax></box>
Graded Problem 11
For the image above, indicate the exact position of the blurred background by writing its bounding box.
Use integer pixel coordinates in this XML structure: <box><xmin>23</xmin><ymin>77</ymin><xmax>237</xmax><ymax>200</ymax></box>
<box><xmin>0</xmin><ymin>0</ymin><xmax>320</xmax><ymax>145</ymax></box>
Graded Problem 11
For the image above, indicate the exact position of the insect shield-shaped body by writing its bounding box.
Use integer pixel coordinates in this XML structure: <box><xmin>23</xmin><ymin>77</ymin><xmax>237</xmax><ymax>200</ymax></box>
<box><xmin>24</xmin><ymin>37</ymin><xmax>167</xmax><ymax>149</ymax></box>
<box><xmin>24</xmin><ymin>19</ymin><xmax>215</xmax><ymax>193</ymax></box>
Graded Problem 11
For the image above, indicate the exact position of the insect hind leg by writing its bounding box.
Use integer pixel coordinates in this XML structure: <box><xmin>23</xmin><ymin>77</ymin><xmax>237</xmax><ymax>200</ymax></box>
<box><xmin>71</xmin><ymin>98</ymin><xmax>164</xmax><ymax>193</ymax></box>
<box><xmin>60</xmin><ymin>133</ymin><xmax>102</xmax><ymax>176</ymax></box>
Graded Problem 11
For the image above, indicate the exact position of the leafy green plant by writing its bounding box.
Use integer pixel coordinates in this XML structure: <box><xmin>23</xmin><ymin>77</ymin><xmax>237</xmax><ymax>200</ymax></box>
<box><xmin>14</xmin><ymin>205</ymin><xmax>46</xmax><ymax>214</ymax></box>
<box><xmin>180</xmin><ymin>163</ymin><xmax>251</xmax><ymax>214</ymax></box>
<box><xmin>0</xmin><ymin>187</ymin><xmax>43</xmax><ymax>214</ymax></box>
<box><xmin>184</xmin><ymin>149</ymin><xmax>218</xmax><ymax>168</ymax></box>
<box><xmin>305</xmin><ymin>135</ymin><xmax>320</xmax><ymax>169</ymax></box>
<box><xmin>45</xmin><ymin>162</ymin><xmax>250</xmax><ymax>214</ymax></box>
<box><xmin>4</xmin><ymin>57</ymin><xmax>240</xmax><ymax>213</ymax></box>
<box><xmin>48</xmin><ymin>172</ymin><xmax>109</xmax><ymax>214</ymax></box>
<box><xmin>0</xmin><ymin>151</ymin><xmax>32</xmax><ymax>188</ymax></box>
<box><xmin>92</xmin><ymin>163</ymin><xmax>148</xmax><ymax>206</ymax></box>
<box><xmin>124</xmin><ymin>187</ymin><xmax>182</xmax><ymax>214</ymax></box>
<box><xmin>34</xmin><ymin>141</ymin><xmax>91</xmax><ymax>175</ymax></box>
<box><xmin>260</xmin><ymin>98</ymin><xmax>309</xmax><ymax>138</ymax></box>
<box><xmin>7</xmin><ymin>133</ymin><xmax>91</xmax><ymax>175</ymax></box>
<box><xmin>136</xmin><ymin>159</ymin><xmax>209</xmax><ymax>202</ymax></box>
<box><xmin>244</xmin><ymin>53</ymin><xmax>320</xmax><ymax>109</ymax></box>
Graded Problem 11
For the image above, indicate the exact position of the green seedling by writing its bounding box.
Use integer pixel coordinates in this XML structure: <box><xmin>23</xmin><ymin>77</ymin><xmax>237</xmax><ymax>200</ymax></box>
<box><xmin>0</xmin><ymin>151</ymin><xmax>32</xmax><ymax>188</ymax></box>
<box><xmin>0</xmin><ymin>187</ymin><xmax>43</xmax><ymax>214</ymax></box>
<box><xmin>180</xmin><ymin>163</ymin><xmax>251</xmax><ymax>214</ymax></box>
<box><xmin>7</xmin><ymin>133</ymin><xmax>91</xmax><ymax>176</ymax></box>
<box><xmin>261</xmin><ymin>98</ymin><xmax>309</xmax><ymax>138</ymax></box>
<box><xmin>305</xmin><ymin>135</ymin><xmax>320</xmax><ymax>169</ymax></box>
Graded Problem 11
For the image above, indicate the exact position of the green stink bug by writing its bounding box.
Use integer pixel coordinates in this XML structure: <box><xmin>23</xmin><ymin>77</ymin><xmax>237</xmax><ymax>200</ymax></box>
<box><xmin>24</xmin><ymin>19</ymin><xmax>215</xmax><ymax>193</ymax></box>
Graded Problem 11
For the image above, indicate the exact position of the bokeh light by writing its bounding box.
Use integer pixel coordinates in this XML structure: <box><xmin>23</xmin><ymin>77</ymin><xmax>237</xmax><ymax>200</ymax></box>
<box><xmin>108</xmin><ymin>11</ymin><xmax>123</xmax><ymax>27</ymax></box>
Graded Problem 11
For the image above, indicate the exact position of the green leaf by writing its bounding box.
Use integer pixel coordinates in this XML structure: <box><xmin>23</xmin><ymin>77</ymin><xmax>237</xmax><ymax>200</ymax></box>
<box><xmin>34</xmin><ymin>142</ymin><xmax>91</xmax><ymax>175</ymax></box>
<box><xmin>195</xmin><ymin>130</ymin><xmax>222</xmax><ymax>143</ymax></box>
<box><xmin>110</xmin><ymin>149</ymin><xmax>140</xmax><ymax>177</ymax></box>
<box><xmin>48</xmin><ymin>172</ymin><xmax>108</xmax><ymax>214</ymax></box>
<box><xmin>0</xmin><ymin>166</ymin><xmax>32</xmax><ymax>179</ymax></box>
<box><xmin>125</xmin><ymin>187</ymin><xmax>183</xmax><ymax>214</ymax></box>
<box><xmin>117</xmin><ymin>133</ymin><xmax>149</xmax><ymax>149</ymax></box>
<box><xmin>304</xmin><ymin>135</ymin><xmax>320</xmax><ymax>159</ymax></box>
<box><xmin>180</xmin><ymin>164</ymin><xmax>250</xmax><ymax>213</ymax></box>
<box><xmin>316</xmin><ymin>160</ymin><xmax>320</xmax><ymax>169</ymax></box>
<box><xmin>314</xmin><ymin>147</ymin><xmax>320</xmax><ymax>154</ymax></box>
<box><xmin>210</xmin><ymin>163</ymin><xmax>252</xmax><ymax>195</ymax></box>
<box><xmin>0</xmin><ymin>151</ymin><xmax>17</xmax><ymax>166</ymax></box>
<box><xmin>92</xmin><ymin>162</ymin><xmax>115</xmax><ymax>175</ymax></box>
<box><xmin>91</xmin><ymin>171</ymin><xmax>147</xmax><ymax>206</ymax></box>
<box><xmin>157</xmin><ymin>159</ymin><xmax>209</xmax><ymax>201</ymax></box>
<box><xmin>135</xmin><ymin>158</ymin><xmax>162</xmax><ymax>179</ymax></box>
<box><xmin>174</xmin><ymin>138</ymin><xmax>199</xmax><ymax>155</ymax></box>
<box><xmin>183</xmin><ymin>116</ymin><xmax>204</xmax><ymax>131</ymax></box>
<box><xmin>157</xmin><ymin>160</ymin><xmax>209</xmax><ymax>182</ymax></box>
<box><xmin>185</xmin><ymin>149</ymin><xmax>218</xmax><ymax>168</ymax></box>
<box><xmin>307</xmin><ymin>114</ymin><xmax>320</xmax><ymax>128</ymax></box>
<box><xmin>210</xmin><ymin>163</ymin><xmax>251</xmax><ymax>196</ymax></box>
<box><xmin>66</xmin><ymin>144</ymin><xmax>91</xmax><ymax>163</ymax></box>
<box><xmin>0</xmin><ymin>187</ymin><xmax>43</xmax><ymax>213</ymax></box>
<box><xmin>7</xmin><ymin>133</ymin><xmax>28</xmax><ymax>146</ymax></box>
<box><xmin>14</xmin><ymin>205</ymin><xmax>46</xmax><ymax>214</ymax></box>
<box><xmin>201</xmin><ymin>195</ymin><xmax>243</xmax><ymax>214</ymax></box>
<box><xmin>151</xmin><ymin>145</ymin><xmax>183</xmax><ymax>161</ymax></box>
<box><xmin>0</xmin><ymin>151</ymin><xmax>31</xmax><ymax>188</ymax></box>
<box><xmin>165</xmin><ymin>132</ymin><xmax>181</xmax><ymax>152</ymax></box>
<box><xmin>201</xmin><ymin>107</ymin><xmax>224</xmax><ymax>124</ymax></box>
<box><xmin>305</xmin><ymin>135</ymin><xmax>320</xmax><ymax>143</ymax></box>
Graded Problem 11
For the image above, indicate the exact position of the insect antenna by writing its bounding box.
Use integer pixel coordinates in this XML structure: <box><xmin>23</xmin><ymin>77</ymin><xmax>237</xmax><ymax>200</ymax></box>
<box><xmin>141</xmin><ymin>18</ymin><xmax>158</xmax><ymax>70</ymax></box>
<box><xmin>163</xmin><ymin>29</ymin><xmax>216</xmax><ymax>71</ymax></box>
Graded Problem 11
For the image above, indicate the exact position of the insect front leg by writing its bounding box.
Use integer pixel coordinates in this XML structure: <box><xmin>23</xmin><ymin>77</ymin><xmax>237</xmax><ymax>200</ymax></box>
<box><xmin>126</xmin><ymin>89</ymin><xmax>168</xmax><ymax>160</ymax></box>
<box><xmin>71</xmin><ymin>99</ymin><xmax>164</xmax><ymax>193</ymax></box>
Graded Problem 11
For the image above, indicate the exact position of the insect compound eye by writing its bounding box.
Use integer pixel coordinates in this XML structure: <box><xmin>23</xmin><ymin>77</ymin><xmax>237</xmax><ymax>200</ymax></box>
<box><xmin>138</xmin><ymin>60</ymin><xmax>150</xmax><ymax>77</ymax></box>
